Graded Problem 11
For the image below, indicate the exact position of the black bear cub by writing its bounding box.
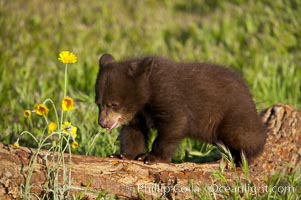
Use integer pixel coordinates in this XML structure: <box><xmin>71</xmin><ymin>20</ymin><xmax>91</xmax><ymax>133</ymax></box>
<box><xmin>95</xmin><ymin>54</ymin><xmax>266</xmax><ymax>164</ymax></box>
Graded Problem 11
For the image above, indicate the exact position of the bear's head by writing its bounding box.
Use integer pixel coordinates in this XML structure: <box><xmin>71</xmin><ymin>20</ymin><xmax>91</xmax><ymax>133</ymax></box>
<box><xmin>95</xmin><ymin>54</ymin><xmax>153</xmax><ymax>130</ymax></box>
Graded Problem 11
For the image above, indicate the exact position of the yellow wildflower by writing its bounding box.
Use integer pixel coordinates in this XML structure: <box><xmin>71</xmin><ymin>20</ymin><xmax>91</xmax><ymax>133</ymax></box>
<box><xmin>34</xmin><ymin>104</ymin><xmax>49</xmax><ymax>115</ymax></box>
<box><xmin>58</xmin><ymin>51</ymin><xmax>77</xmax><ymax>64</ymax></box>
<box><xmin>71</xmin><ymin>141</ymin><xmax>78</xmax><ymax>149</ymax></box>
<box><xmin>62</xmin><ymin>121</ymin><xmax>77</xmax><ymax>139</ymax></box>
<box><xmin>13</xmin><ymin>141</ymin><xmax>19</xmax><ymax>148</ymax></box>
<box><xmin>48</xmin><ymin>122</ymin><xmax>57</xmax><ymax>134</ymax></box>
<box><xmin>24</xmin><ymin>110</ymin><xmax>31</xmax><ymax>118</ymax></box>
<box><xmin>62</xmin><ymin>96</ymin><xmax>74</xmax><ymax>111</ymax></box>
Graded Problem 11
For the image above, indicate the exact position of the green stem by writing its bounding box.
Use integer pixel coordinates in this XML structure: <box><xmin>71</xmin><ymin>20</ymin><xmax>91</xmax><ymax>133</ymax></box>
<box><xmin>64</xmin><ymin>64</ymin><xmax>68</xmax><ymax>97</ymax></box>
<box><xmin>24</xmin><ymin>152</ymin><xmax>37</xmax><ymax>198</ymax></box>
<box><xmin>43</xmin><ymin>98</ymin><xmax>60</xmax><ymax>128</ymax></box>
<box><xmin>68</xmin><ymin>140</ymin><xmax>72</xmax><ymax>196</ymax></box>
<box><xmin>22</xmin><ymin>130</ymin><xmax>61</xmax><ymax>198</ymax></box>
<box><xmin>60</xmin><ymin>110</ymin><xmax>64</xmax><ymax>132</ymax></box>
<box><xmin>59</xmin><ymin>134</ymin><xmax>71</xmax><ymax>197</ymax></box>
<box><xmin>24</xmin><ymin>142</ymin><xmax>44</xmax><ymax>198</ymax></box>
<box><xmin>20</xmin><ymin>131</ymin><xmax>38</xmax><ymax>143</ymax></box>
<box><xmin>29</xmin><ymin>117</ymin><xmax>33</xmax><ymax>130</ymax></box>
<box><xmin>43</xmin><ymin>115</ymin><xmax>49</xmax><ymax>125</ymax></box>
<box><xmin>64</xmin><ymin>62</ymin><xmax>72</xmax><ymax>196</ymax></box>
<box><xmin>61</xmin><ymin>64</ymin><xmax>68</xmax><ymax>131</ymax></box>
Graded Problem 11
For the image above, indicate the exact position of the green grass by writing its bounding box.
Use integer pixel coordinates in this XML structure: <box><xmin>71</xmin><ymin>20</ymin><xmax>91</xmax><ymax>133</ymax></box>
<box><xmin>0</xmin><ymin>0</ymin><xmax>300</xmax><ymax>199</ymax></box>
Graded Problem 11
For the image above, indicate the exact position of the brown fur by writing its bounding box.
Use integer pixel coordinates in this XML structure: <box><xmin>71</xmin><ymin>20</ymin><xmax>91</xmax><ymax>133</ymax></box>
<box><xmin>95</xmin><ymin>54</ymin><xmax>267</xmax><ymax>164</ymax></box>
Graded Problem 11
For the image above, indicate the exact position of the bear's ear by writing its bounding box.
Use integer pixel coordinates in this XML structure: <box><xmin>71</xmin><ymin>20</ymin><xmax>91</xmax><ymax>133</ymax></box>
<box><xmin>99</xmin><ymin>54</ymin><xmax>115</xmax><ymax>67</ymax></box>
<box><xmin>128</xmin><ymin>57</ymin><xmax>154</xmax><ymax>77</ymax></box>
<box><xmin>141</xmin><ymin>57</ymin><xmax>154</xmax><ymax>76</ymax></box>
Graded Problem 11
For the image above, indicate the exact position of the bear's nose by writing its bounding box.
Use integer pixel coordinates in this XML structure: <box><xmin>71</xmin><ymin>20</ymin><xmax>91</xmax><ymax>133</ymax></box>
<box><xmin>99</xmin><ymin>119</ymin><xmax>108</xmax><ymax>128</ymax></box>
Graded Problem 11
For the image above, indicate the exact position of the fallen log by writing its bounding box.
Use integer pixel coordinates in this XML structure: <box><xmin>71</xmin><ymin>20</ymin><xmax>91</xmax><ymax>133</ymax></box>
<box><xmin>0</xmin><ymin>104</ymin><xmax>300</xmax><ymax>199</ymax></box>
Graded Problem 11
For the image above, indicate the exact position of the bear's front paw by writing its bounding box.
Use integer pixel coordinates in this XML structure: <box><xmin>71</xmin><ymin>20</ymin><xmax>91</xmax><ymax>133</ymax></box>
<box><xmin>137</xmin><ymin>153</ymin><xmax>160</xmax><ymax>164</ymax></box>
<box><xmin>108</xmin><ymin>153</ymin><xmax>124</xmax><ymax>159</ymax></box>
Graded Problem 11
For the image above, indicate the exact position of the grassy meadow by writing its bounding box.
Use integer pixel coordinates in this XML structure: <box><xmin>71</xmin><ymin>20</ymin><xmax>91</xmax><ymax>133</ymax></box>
<box><xmin>0</xmin><ymin>0</ymin><xmax>300</xmax><ymax>199</ymax></box>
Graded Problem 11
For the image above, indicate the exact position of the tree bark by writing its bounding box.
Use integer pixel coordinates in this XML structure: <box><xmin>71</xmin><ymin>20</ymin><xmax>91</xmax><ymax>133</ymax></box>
<box><xmin>0</xmin><ymin>104</ymin><xmax>300</xmax><ymax>199</ymax></box>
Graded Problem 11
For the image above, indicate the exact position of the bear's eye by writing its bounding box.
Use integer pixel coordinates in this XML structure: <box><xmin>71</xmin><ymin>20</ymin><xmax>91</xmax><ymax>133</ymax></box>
<box><xmin>107</xmin><ymin>102</ymin><xmax>119</xmax><ymax>108</ymax></box>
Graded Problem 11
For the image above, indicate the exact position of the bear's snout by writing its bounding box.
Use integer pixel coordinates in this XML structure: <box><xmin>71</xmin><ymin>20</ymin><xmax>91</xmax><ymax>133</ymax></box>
<box><xmin>98</xmin><ymin>118</ymin><xmax>108</xmax><ymax>128</ymax></box>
